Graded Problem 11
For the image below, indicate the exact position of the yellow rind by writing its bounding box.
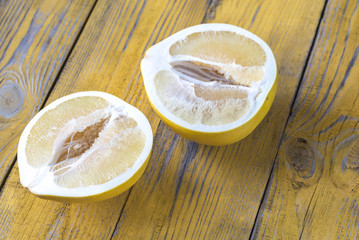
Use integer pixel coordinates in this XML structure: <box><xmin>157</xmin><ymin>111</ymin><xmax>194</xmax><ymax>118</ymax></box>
<box><xmin>33</xmin><ymin>153</ymin><xmax>151</xmax><ymax>203</ymax></box>
<box><xmin>146</xmin><ymin>76</ymin><xmax>277</xmax><ymax>146</ymax></box>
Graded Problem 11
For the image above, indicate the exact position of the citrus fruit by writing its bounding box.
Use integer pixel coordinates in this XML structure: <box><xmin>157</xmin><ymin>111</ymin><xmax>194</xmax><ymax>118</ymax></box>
<box><xmin>17</xmin><ymin>91</ymin><xmax>153</xmax><ymax>203</ymax></box>
<box><xmin>141</xmin><ymin>23</ymin><xmax>277</xmax><ymax>145</ymax></box>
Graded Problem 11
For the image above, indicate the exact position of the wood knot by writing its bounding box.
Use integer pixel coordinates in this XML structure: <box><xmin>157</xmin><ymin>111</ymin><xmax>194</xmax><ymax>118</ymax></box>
<box><xmin>331</xmin><ymin>135</ymin><xmax>359</xmax><ymax>191</ymax></box>
<box><xmin>344</xmin><ymin>139</ymin><xmax>359</xmax><ymax>170</ymax></box>
<box><xmin>205</xmin><ymin>0</ymin><xmax>221</xmax><ymax>20</ymax></box>
<box><xmin>286</xmin><ymin>138</ymin><xmax>314</xmax><ymax>178</ymax></box>
<box><xmin>0</xmin><ymin>79</ymin><xmax>23</xmax><ymax>119</ymax></box>
<box><xmin>284</xmin><ymin>136</ymin><xmax>323</xmax><ymax>189</ymax></box>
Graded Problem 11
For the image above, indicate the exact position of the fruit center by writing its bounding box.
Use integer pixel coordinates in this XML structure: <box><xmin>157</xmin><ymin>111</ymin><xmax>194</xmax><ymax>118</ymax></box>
<box><xmin>54</xmin><ymin>117</ymin><xmax>109</xmax><ymax>165</ymax></box>
<box><xmin>171</xmin><ymin>61</ymin><xmax>240</xmax><ymax>86</ymax></box>
<box><xmin>49</xmin><ymin>112</ymin><xmax>145</xmax><ymax>188</ymax></box>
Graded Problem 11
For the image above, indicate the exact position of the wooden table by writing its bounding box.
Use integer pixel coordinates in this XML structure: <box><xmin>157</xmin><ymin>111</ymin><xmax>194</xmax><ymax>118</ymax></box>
<box><xmin>0</xmin><ymin>0</ymin><xmax>358</xmax><ymax>239</ymax></box>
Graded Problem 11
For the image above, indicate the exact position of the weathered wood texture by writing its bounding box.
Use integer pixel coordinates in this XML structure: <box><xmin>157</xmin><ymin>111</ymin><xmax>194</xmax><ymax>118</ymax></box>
<box><xmin>0</xmin><ymin>0</ymin><xmax>95</xmax><ymax>187</ymax></box>
<box><xmin>0</xmin><ymin>0</ymin><xmax>212</xmax><ymax>239</ymax></box>
<box><xmin>252</xmin><ymin>0</ymin><xmax>359</xmax><ymax>238</ymax></box>
<box><xmin>2</xmin><ymin>0</ymin><xmax>355</xmax><ymax>239</ymax></box>
<box><xmin>112</xmin><ymin>0</ymin><xmax>327</xmax><ymax>239</ymax></box>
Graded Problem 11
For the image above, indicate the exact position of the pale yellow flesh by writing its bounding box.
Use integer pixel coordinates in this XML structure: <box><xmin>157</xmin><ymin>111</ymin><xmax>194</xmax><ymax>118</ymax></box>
<box><xmin>154</xmin><ymin>31</ymin><xmax>267</xmax><ymax>126</ymax></box>
<box><xmin>25</xmin><ymin>96</ymin><xmax>146</xmax><ymax>188</ymax></box>
<box><xmin>169</xmin><ymin>31</ymin><xmax>266</xmax><ymax>67</ymax></box>
<box><xmin>154</xmin><ymin>70</ymin><xmax>251</xmax><ymax>125</ymax></box>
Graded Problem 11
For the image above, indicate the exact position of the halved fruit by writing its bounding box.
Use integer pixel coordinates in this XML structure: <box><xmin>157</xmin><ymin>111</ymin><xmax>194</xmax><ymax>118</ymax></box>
<box><xmin>17</xmin><ymin>91</ymin><xmax>153</xmax><ymax>203</ymax></box>
<box><xmin>141</xmin><ymin>23</ymin><xmax>277</xmax><ymax>145</ymax></box>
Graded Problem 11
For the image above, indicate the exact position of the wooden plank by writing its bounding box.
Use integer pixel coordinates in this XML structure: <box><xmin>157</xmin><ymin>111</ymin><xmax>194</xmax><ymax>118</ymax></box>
<box><xmin>0</xmin><ymin>0</ymin><xmax>212</xmax><ymax>239</ymax></box>
<box><xmin>252</xmin><ymin>0</ymin><xmax>359</xmax><ymax>238</ymax></box>
<box><xmin>0</xmin><ymin>0</ymin><xmax>96</xmax><ymax>187</ymax></box>
<box><xmin>111</xmin><ymin>0</ymin><xmax>329</xmax><ymax>239</ymax></box>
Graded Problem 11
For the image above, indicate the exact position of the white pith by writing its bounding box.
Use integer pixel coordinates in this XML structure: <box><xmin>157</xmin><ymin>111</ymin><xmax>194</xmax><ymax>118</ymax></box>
<box><xmin>141</xmin><ymin>23</ymin><xmax>276</xmax><ymax>132</ymax></box>
<box><xmin>17</xmin><ymin>91</ymin><xmax>153</xmax><ymax>197</ymax></box>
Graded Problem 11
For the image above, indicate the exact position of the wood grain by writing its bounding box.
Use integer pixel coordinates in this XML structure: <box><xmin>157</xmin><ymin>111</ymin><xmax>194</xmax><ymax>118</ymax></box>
<box><xmin>0</xmin><ymin>0</ymin><xmax>95</xmax><ymax>187</ymax></box>
<box><xmin>2</xmin><ymin>0</ymin><xmax>353</xmax><ymax>238</ymax></box>
<box><xmin>0</xmin><ymin>0</ymin><xmax>212</xmax><ymax>238</ymax></box>
<box><xmin>252</xmin><ymin>0</ymin><xmax>359</xmax><ymax>238</ymax></box>
<box><xmin>112</xmin><ymin>0</ymin><xmax>328</xmax><ymax>239</ymax></box>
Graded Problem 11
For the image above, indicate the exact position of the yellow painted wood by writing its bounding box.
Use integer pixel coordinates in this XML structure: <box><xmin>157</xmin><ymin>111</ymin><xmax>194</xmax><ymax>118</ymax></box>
<box><xmin>0</xmin><ymin>0</ymin><xmax>211</xmax><ymax>238</ymax></box>
<box><xmin>2</xmin><ymin>0</ymin><xmax>353</xmax><ymax>239</ymax></box>
<box><xmin>112</xmin><ymin>0</ymin><xmax>328</xmax><ymax>239</ymax></box>
<box><xmin>0</xmin><ymin>0</ymin><xmax>95</xmax><ymax>186</ymax></box>
<box><xmin>252</xmin><ymin>0</ymin><xmax>359</xmax><ymax>238</ymax></box>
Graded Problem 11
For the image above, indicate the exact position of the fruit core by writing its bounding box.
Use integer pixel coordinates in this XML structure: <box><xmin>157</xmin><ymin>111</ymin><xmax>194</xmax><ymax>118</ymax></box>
<box><xmin>171</xmin><ymin>61</ymin><xmax>241</xmax><ymax>86</ymax></box>
<box><xmin>55</xmin><ymin>117</ymin><xmax>109</xmax><ymax>166</ymax></box>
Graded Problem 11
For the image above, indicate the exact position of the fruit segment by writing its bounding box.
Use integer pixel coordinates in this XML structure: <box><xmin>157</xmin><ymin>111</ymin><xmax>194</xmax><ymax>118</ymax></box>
<box><xmin>169</xmin><ymin>31</ymin><xmax>266</xmax><ymax>67</ymax></box>
<box><xmin>53</xmin><ymin>115</ymin><xmax>145</xmax><ymax>188</ymax></box>
<box><xmin>169</xmin><ymin>31</ymin><xmax>266</xmax><ymax>86</ymax></box>
<box><xmin>26</xmin><ymin>96</ymin><xmax>109</xmax><ymax>168</ymax></box>
<box><xmin>154</xmin><ymin>70</ymin><xmax>251</xmax><ymax>125</ymax></box>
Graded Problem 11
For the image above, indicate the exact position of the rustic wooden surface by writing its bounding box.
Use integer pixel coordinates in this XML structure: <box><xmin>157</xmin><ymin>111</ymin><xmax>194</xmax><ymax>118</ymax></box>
<box><xmin>0</xmin><ymin>0</ymin><xmax>358</xmax><ymax>239</ymax></box>
<box><xmin>252</xmin><ymin>0</ymin><xmax>359</xmax><ymax>238</ymax></box>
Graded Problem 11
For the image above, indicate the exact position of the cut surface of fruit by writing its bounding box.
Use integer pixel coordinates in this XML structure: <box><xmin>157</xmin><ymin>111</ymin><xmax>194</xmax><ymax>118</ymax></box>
<box><xmin>141</xmin><ymin>24</ymin><xmax>277</xmax><ymax>145</ymax></box>
<box><xmin>17</xmin><ymin>91</ymin><xmax>153</xmax><ymax>202</ymax></box>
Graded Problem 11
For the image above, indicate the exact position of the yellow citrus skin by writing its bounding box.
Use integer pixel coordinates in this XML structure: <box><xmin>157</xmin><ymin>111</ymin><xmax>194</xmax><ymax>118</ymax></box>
<box><xmin>146</xmin><ymin>76</ymin><xmax>277</xmax><ymax>146</ymax></box>
<box><xmin>34</xmin><ymin>154</ymin><xmax>151</xmax><ymax>203</ymax></box>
